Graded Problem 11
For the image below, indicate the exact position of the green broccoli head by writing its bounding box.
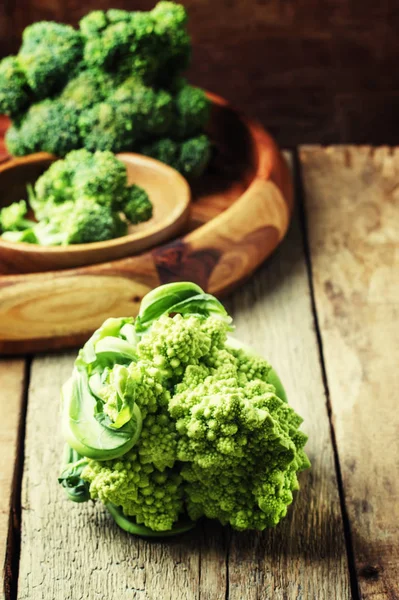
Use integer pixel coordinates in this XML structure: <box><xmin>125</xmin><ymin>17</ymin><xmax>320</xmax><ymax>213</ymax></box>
<box><xmin>0</xmin><ymin>56</ymin><xmax>31</xmax><ymax>117</ymax></box>
<box><xmin>122</xmin><ymin>184</ymin><xmax>153</xmax><ymax>225</ymax></box>
<box><xmin>5</xmin><ymin>100</ymin><xmax>81</xmax><ymax>157</ymax></box>
<box><xmin>18</xmin><ymin>22</ymin><xmax>83</xmax><ymax>97</ymax></box>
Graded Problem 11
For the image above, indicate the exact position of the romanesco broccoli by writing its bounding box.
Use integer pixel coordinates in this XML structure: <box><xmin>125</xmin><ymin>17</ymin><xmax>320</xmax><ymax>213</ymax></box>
<box><xmin>60</xmin><ymin>282</ymin><xmax>310</xmax><ymax>537</ymax></box>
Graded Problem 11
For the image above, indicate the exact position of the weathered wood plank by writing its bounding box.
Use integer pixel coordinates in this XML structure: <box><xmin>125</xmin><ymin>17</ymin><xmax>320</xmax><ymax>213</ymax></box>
<box><xmin>300</xmin><ymin>145</ymin><xmax>399</xmax><ymax>600</ymax></box>
<box><xmin>224</xmin><ymin>170</ymin><xmax>350</xmax><ymax>599</ymax></box>
<box><xmin>0</xmin><ymin>359</ymin><xmax>27</xmax><ymax>600</ymax></box>
<box><xmin>17</xmin><ymin>153</ymin><xmax>350</xmax><ymax>599</ymax></box>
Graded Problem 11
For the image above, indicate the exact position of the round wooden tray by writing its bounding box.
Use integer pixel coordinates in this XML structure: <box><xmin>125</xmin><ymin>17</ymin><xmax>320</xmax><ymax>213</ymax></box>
<box><xmin>0</xmin><ymin>92</ymin><xmax>293</xmax><ymax>354</ymax></box>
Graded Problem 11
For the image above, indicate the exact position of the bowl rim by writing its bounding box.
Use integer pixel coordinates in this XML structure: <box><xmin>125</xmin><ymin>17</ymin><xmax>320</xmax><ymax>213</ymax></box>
<box><xmin>0</xmin><ymin>152</ymin><xmax>191</xmax><ymax>254</ymax></box>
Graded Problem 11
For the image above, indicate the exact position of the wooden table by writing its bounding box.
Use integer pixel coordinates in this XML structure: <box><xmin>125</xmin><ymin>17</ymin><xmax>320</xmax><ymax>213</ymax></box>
<box><xmin>1</xmin><ymin>147</ymin><xmax>398</xmax><ymax>600</ymax></box>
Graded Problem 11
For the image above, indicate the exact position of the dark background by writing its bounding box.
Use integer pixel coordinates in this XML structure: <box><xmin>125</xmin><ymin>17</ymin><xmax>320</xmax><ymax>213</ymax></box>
<box><xmin>1</xmin><ymin>0</ymin><xmax>399</xmax><ymax>147</ymax></box>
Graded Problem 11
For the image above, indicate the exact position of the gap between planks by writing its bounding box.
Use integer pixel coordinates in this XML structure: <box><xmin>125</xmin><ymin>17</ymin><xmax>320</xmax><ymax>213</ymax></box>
<box><xmin>11</xmin><ymin>151</ymin><xmax>351</xmax><ymax>600</ymax></box>
<box><xmin>0</xmin><ymin>359</ymin><xmax>29</xmax><ymax>600</ymax></box>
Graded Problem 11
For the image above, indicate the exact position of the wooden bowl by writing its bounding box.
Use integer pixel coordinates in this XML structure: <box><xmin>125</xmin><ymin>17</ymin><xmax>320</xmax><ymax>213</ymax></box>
<box><xmin>0</xmin><ymin>92</ymin><xmax>293</xmax><ymax>354</ymax></box>
<box><xmin>0</xmin><ymin>153</ymin><xmax>191</xmax><ymax>272</ymax></box>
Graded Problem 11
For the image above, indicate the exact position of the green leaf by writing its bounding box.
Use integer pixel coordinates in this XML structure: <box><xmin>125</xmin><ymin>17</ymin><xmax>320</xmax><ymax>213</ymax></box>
<box><xmin>76</xmin><ymin>317</ymin><xmax>135</xmax><ymax>370</ymax></box>
<box><xmin>62</xmin><ymin>368</ymin><xmax>143</xmax><ymax>461</ymax></box>
<box><xmin>135</xmin><ymin>282</ymin><xmax>231</xmax><ymax>333</ymax></box>
<box><xmin>94</xmin><ymin>336</ymin><xmax>138</xmax><ymax>363</ymax></box>
<box><xmin>135</xmin><ymin>281</ymin><xmax>204</xmax><ymax>332</ymax></box>
<box><xmin>58</xmin><ymin>444</ymin><xmax>90</xmax><ymax>503</ymax></box>
<box><xmin>100</xmin><ymin>364</ymin><xmax>139</xmax><ymax>429</ymax></box>
<box><xmin>106</xmin><ymin>503</ymin><xmax>197</xmax><ymax>537</ymax></box>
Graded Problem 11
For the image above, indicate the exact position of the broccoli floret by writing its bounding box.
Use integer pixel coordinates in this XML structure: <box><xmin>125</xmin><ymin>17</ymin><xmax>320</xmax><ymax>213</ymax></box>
<box><xmin>78</xmin><ymin>101</ymin><xmax>137</xmax><ymax>152</ymax></box>
<box><xmin>34</xmin><ymin>199</ymin><xmax>127</xmax><ymax>245</ymax></box>
<box><xmin>68</xmin><ymin>149</ymin><xmax>128</xmax><ymax>207</ymax></box>
<box><xmin>173</xmin><ymin>84</ymin><xmax>210</xmax><ymax>138</ymax></box>
<box><xmin>5</xmin><ymin>100</ymin><xmax>81</xmax><ymax>157</ymax></box>
<box><xmin>151</xmin><ymin>2</ymin><xmax>191</xmax><ymax>82</ymax></box>
<box><xmin>79</xmin><ymin>11</ymin><xmax>109</xmax><ymax>37</ymax></box>
<box><xmin>178</xmin><ymin>134</ymin><xmax>211</xmax><ymax>178</ymax></box>
<box><xmin>110</xmin><ymin>77</ymin><xmax>173</xmax><ymax>137</ymax></box>
<box><xmin>0</xmin><ymin>200</ymin><xmax>32</xmax><ymax>232</ymax></box>
<box><xmin>18</xmin><ymin>22</ymin><xmax>83</xmax><ymax>97</ymax></box>
<box><xmin>141</xmin><ymin>134</ymin><xmax>211</xmax><ymax>178</ymax></box>
<box><xmin>80</xmin><ymin>4</ymin><xmax>190</xmax><ymax>85</ymax></box>
<box><xmin>59</xmin><ymin>70</ymin><xmax>114</xmax><ymax>111</ymax></box>
<box><xmin>122</xmin><ymin>184</ymin><xmax>153</xmax><ymax>224</ymax></box>
<box><xmin>0</xmin><ymin>56</ymin><xmax>31</xmax><ymax>117</ymax></box>
<box><xmin>66</xmin><ymin>200</ymin><xmax>127</xmax><ymax>244</ymax></box>
<box><xmin>83</xmin><ymin>18</ymin><xmax>133</xmax><ymax>73</ymax></box>
<box><xmin>33</xmin><ymin>149</ymin><xmax>129</xmax><ymax>213</ymax></box>
<box><xmin>140</xmin><ymin>137</ymin><xmax>180</xmax><ymax>170</ymax></box>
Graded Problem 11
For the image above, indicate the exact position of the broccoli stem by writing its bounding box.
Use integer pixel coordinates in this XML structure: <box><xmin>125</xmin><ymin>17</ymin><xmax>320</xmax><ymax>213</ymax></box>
<box><xmin>106</xmin><ymin>503</ymin><xmax>197</xmax><ymax>537</ymax></box>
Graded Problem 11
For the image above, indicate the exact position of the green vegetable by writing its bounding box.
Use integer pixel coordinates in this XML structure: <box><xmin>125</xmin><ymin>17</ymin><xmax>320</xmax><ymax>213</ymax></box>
<box><xmin>59</xmin><ymin>282</ymin><xmax>310</xmax><ymax>536</ymax></box>
<box><xmin>141</xmin><ymin>133</ymin><xmax>212</xmax><ymax>179</ymax></box>
<box><xmin>122</xmin><ymin>185</ymin><xmax>153</xmax><ymax>225</ymax></box>
<box><xmin>0</xmin><ymin>200</ymin><xmax>33</xmax><ymax>232</ymax></box>
<box><xmin>0</xmin><ymin>3</ymin><xmax>212</xmax><ymax>177</ymax></box>
<box><xmin>18</xmin><ymin>22</ymin><xmax>83</xmax><ymax>97</ymax></box>
<box><xmin>0</xmin><ymin>56</ymin><xmax>31</xmax><ymax>117</ymax></box>
<box><xmin>58</xmin><ymin>445</ymin><xmax>90</xmax><ymax>502</ymax></box>
<box><xmin>5</xmin><ymin>100</ymin><xmax>81</xmax><ymax>157</ymax></box>
<box><xmin>1</xmin><ymin>150</ymin><xmax>152</xmax><ymax>246</ymax></box>
<box><xmin>1</xmin><ymin>228</ymin><xmax>38</xmax><ymax>244</ymax></box>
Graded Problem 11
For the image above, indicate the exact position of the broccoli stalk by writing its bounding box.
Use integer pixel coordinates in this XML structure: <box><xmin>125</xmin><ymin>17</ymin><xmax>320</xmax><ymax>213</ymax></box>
<box><xmin>59</xmin><ymin>282</ymin><xmax>310</xmax><ymax>536</ymax></box>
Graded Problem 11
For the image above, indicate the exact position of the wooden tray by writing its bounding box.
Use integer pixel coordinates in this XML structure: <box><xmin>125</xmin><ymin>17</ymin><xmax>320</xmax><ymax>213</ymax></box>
<box><xmin>0</xmin><ymin>92</ymin><xmax>293</xmax><ymax>354</ymax></box>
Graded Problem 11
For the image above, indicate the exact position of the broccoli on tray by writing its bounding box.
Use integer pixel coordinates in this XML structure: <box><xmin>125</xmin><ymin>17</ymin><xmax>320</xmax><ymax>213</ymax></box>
<box><xmin>0</xmin><ymin>150</ymin><xmax>153</xmax><ymax>246</ymax></box>
<box><xmin>59</xmin><ymin>282</ymin><xmax>310</xmax><ymax>536</ymax></box>
<box><xmin>0</xmin><ymin>2</ymin><xmax>212</xmax><ymax>179</ymax></box>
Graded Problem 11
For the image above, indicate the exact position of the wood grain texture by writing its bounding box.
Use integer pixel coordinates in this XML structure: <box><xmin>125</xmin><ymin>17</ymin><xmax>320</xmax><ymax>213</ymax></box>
<box><xmin>0</xmin><ymin>97</ymin><xmax>293</xmax><ymax>354</ymax></box>
<box><xmin>0</xmin><ymin>153</ymin><xmax>191</xmax><ymax>272</ymax></box>
<box><xmin>2</xmin><ymin>0</ymin><xmax>399</xmax><ymax>144</ymax></box>
<box><xmin>0</xmin><ymin>359</ymin><xmax>26</xmax><ymax>600</ymax></box>
<box><xmin>17</xmin><ymin>155</ymin><xmax>350</xmax><ymax>599</ymax></box>
<box><xmin>300</xmin><ymin>146</ymin><xmax>399</xmax><ymax>600</ymax></box>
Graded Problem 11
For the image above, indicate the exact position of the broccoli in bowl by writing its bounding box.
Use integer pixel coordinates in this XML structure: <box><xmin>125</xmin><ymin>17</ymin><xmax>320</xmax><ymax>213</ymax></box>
<box><xmin>0</xmin><ymin>149</ymin><xmax>153</xmax><ymax>246</ymax></box>
<box><xmin>59</xmin><ymin>281</ymin><xmax>310</xmax><ymax>536</ymax></box>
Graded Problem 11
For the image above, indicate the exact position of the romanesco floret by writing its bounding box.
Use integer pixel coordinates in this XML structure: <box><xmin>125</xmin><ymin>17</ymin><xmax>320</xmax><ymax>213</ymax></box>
<box><xmin>136</xmin><ymin>314</ymin><xmax>229</xmax><ymax>379</ymax></box>
<box><xmin>83</xmin><ymin>450</ymin><xmax>183</xmax><ymax>531</ymax></box>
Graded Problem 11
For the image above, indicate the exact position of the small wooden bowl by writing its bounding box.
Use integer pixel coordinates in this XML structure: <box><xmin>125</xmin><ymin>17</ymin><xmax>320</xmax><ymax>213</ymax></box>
<box><xmin>0</xmin><ymin>153</ymin><xmax>191</xmax><ymax>272</ymax></box>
